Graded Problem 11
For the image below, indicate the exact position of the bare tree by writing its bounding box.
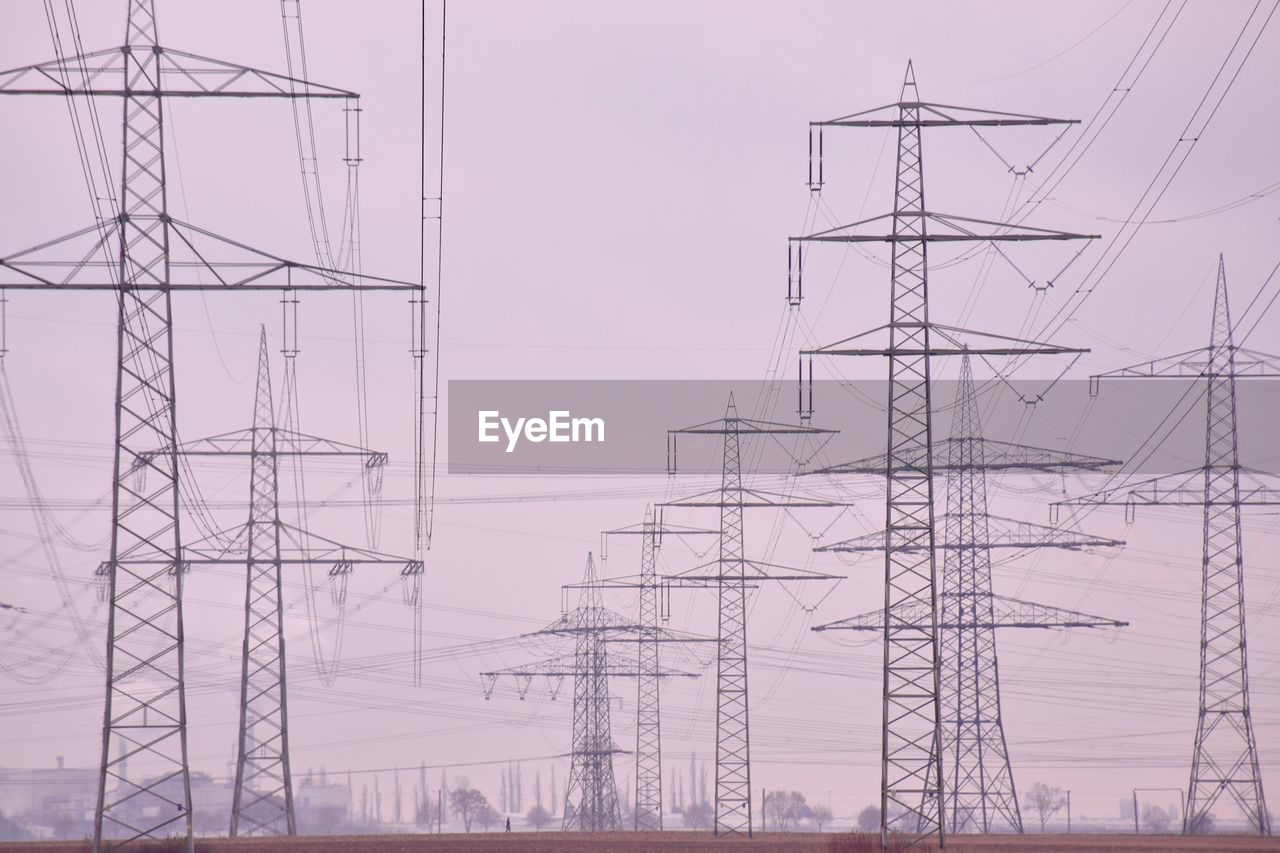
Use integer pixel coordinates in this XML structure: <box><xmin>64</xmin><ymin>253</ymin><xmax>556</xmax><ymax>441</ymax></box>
<box><xmin>450</xmin><ymin>777</ymin><xmax>488</xmax><ymax>833</ymax></box>
<box><xmin>475</xmin><ymin>802</ymin><xmax>501</xmax><ymax>832</ymax></box>
<box><xmin>526</xmin><ymin>804</ymin><xmax>552</xmax><ymax>831</ymax></box>
<box><xmin>811</xmin><ymin>803</ymin><xmax>833</xmax><ymax>831</ymax></box>
<box><xmin>1026</xmin><ymin>783</ymin><xmax>1067</xmax><ymax>832</ymax></box>
<box><xmin>1143</xmin><ymin>803</ymin><xmax>1173</xmax><ymax>834</ymax></box>
<box><xmin>764</xmin><ymin>790</ymin><xmax>808</xmax><ymax>831</ymax></box>
<box><xmin>683</xmin><ymin>800</ymin><xmax>712</xmax><ymax>830</ymax></box>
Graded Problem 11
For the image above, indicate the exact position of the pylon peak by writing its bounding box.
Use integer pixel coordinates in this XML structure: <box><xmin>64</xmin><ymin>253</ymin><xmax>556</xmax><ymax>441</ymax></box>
<box><xmin>901</xmin><ymin>59</ymin><xmax>918</xmax><ymax>99</ymax></box>
<box><xmin>1211</xmin><ymin>253</ymin><xmax>1233</xmax><ymax>352</ymax></box>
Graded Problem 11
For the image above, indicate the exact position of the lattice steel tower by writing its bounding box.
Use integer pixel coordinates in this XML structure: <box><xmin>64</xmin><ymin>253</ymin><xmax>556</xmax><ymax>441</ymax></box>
<box><xmin>792</xmin><ymin>63</ymin><xmax>1095</xmax><ymax>845</ymax></box>
<box><xmin>813</xmin><ymin>354</ymin><xmax>1126</xmax><ymax>833</ymax></box>
<box><xmin>0</xmin><ymin>4</ymin><xmax>417</xmax><ymax>847</ymax></box>
<box><xmin>664</xmin><ymin>396</ymin><xmax>839</xmax><ymax>836</ymax></box>
<box><xmin>482</xmin><ymin>552</ymin><xmax>699</xmax><ymax>832</ymax></box>
<box><xmin>595</xmin><ymin>508</ymin><xmax>717</xmax><ymax>831</ymax></box>
<box><xmin>133</xmin><ymin>329</ymin><xmax>421</xmax><ymax>836</ymax></box>
<box><xmin>1062</xmin><ymin>256</ymin><xmax>1279</xmax><ymax>835</ymax></box>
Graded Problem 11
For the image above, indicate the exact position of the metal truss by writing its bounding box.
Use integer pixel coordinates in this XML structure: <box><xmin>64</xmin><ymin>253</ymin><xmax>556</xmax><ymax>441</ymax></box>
<box><xmin>0</xmin><ymin>4</ymin><xmax>416</xmax><ymax>847</ymax></box>
<box><xmin>483</xmin><ymin>554</ymin><xmax>702</xmax><ymax>832</ymax></box>
<box><xmin>664</xmin><ymin>397</ymin><xmax>839</xmax><ymax>837</ymax></box>
<box><xmin>1061</xmin><ymin>257</ymin><xmax>1277</xmax><ymax>835</ymax></box>
<box><xmin>593</xmin><ymin>510</ymin><xmax>718</xmax><ymax>831</ymax></box>
<box><xmin>794</xmin><ymin>64</ymin><xmax>1095</xmax><ymax>847</ymax></box>
<box><xmin>815</xmin><ymin>356</ymin><xmax>1124</xmax><ymax>833</ymax></box>
<box><xmin>127</xmin><ymin>329</ymin><xmax>419</xmax><ymax>836</ymax></box>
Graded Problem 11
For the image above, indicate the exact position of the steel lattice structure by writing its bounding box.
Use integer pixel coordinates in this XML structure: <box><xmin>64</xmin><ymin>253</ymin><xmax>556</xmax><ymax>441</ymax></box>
<box><xmin>664</xmin><ymin>396</ymin><xmax>840</xmax><ymax>837</ymax></box>
<box><xmin>595</xmin><ymin>509</ymin><xmax>718</xmax><ymax>831</ymax></box>
<box><xmin>632</xmin><ymin>510</ymin><xmax>664</xmax><ymax>832</ymax></box>
<box><xmin>0</xmin><ymin>4</ymin><xmax>417</xmax><ymax>847</ymax></box>
<box><xmin>1061</xmin><ymin>257</ymin><xmax>1279</xmax><ymax>835</ymax></box>
<box><xmin>793</xmin><ymin>64</ymin><xmax>1096</xmax><ymax>846</ymax></box>
<box><xmin>129</xmin><ymin>329</ymin><xmax>420</xmax><ymax>837</ymax></box>
<box><xmin>813</xmin><ymin>354</ymin><xmax>1125</xmax><ymax>833</ymax></box>
<box><xmin>564</xmin><ymin>554</ymin><xmax>623</xmax><ymax>836</ymax></box>
<box><xmin>482</xmin><ymin>553</ymin><xmax>701</xmax><ymax>832</ymax></box>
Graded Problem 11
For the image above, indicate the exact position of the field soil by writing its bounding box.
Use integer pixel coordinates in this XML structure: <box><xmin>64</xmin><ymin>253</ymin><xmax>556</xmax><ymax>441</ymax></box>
<box><xmin>3</xmin><ymin>832</ymin><xmax>1280</xmax><ymax>853</ymax></box>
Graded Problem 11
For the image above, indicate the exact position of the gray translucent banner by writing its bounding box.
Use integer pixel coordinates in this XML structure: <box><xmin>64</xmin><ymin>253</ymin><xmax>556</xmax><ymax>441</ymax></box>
<box><xmin>446</xmin><ymin>379</ymin><xmax>1279</xmax><ymax>476</ymax></box>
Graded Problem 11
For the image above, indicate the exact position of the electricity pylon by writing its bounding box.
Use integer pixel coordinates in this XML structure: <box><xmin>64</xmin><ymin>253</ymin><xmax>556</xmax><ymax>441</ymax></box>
<box><xmin>128</xmin><ymin>328</ymin><xmax>421</xmax><ymax>836</ymax></box>
<box><xmin>664</xmin><ymin>395</ymin><xmax>841</xmax><ymax>837</ymax></box>
<box><xmin>0</xmin><ymin>3</ymin><xmax>417</xmax><ymax>847</ymax></box>
<box><xmin>792</xmin><ymin>63</ymin><xmax>1096</xmax><ymax>846</ymax></box>
<box><xmin>596</xmin><ymin>508</ymin><xmax>717</xmax><ymax>831</ymax></box>
<box><xmin>482</xmin><ymin>553</ymin><xmax>700</xmax><ymax>831</ymax></box>
<box><xmin>1060</xmin><ymin>256</ymin><xmax>1280</xmax><ymax>835</ymax></box>
<box><xmin>812</xmin><ymin>354</ymin><xmax>1126</xmax><ymax>833</ymax></box>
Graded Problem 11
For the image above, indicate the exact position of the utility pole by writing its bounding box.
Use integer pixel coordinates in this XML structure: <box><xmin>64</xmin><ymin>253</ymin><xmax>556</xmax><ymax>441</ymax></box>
<box><xmin>812</xmin><ymin>354</ymin><xmax>1126</xmax><ymax>834</ymax></box>
<box><xmin>1061</xmin><ymin>257</ymin><xmax>1278</xmax><ymax>836</ymax></box>
<box><xmin>1066</xmin><ymin>790</ymin><xmax>1071</xmax><ymax>834</ymax></box>
<box><xmin>664</xmin><ymin>396</ymin><xmax>841</xmax><ymax>837</ymax></box>
<box><xmin>0</xmin><ymin>4</ymin><xmax>418</xmax><ymax>847</ymax></box>
<box><xmin>482</xmin><ymin>553</ymin><xmax>701</xmax><ymax>831</ymax></box>
<box><xmin>793</xmin><ymin>63</ymin><xmax>1095</xmax><ymax>848</ymax></box>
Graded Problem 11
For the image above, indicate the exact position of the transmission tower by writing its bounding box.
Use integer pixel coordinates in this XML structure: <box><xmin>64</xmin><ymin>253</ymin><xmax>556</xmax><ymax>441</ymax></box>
<box><xmin>482</xmin><ymin>552</ymin><xmax>700</xmax><ymax>832</ymax></box>
<box><xmin>664</xmin><ymin>395</ymin><xmax>841</xmax><ymax>837</ymax></box>
<box><xmin>791</xmin><ymin>63</ymin><xmax>1096</xmax><ymax>846</ymax></box>
<box><xmin>0</xmin><ymin>4</ymin><xmax>417</xmax><ymax>847</ymax></box>
<box><xmin>813</xmin><ymin>353</ymin><xmax>1126</xmax><ymax>833</ymax></box>
<box><xmin>1060</xmin><ymin>256</ymin><xmax>1279</xmax><ymax>835</ymax></box>
<box><xmin>596</xmin><ymin>507</ymin><xmax>717</xmax><ymax>831</ymax></box>
<box><xmin>126</xmin><ymin>328</ymin><xmax>421</xmax><ymax>836</ymax></box>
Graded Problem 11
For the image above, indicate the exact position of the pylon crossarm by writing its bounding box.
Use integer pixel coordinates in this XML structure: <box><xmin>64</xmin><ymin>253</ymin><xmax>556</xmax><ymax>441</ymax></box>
<box><xmin>791</xmin><ymin>211</ymin><xmax>1097</xmax><ymax>244</ymax></box>
<box><xmin>801</xmin><ymin>323</ymin><xmax>1087</xmax><ymax>359</ymax></box>
<box><xmin>814</xmin><ymin>101</ymin><xmax>1077</xmax><ymax>128</ymax></box>
<box><xmin>0</xmin><ymin>45</ymin><xmax>356</xmax><ymax>98</ymax></box>
<box><xmin>1058</xmin><ymin>467</ymin><xmax>1280</xmax><ymax>507</ymax></box>
<box><xmin>668</xmin><ymin>417</ymin><xmax>836</xmax><ymax>436</ymax></box>
<box><xmin>816</xmin><ymin>514</ymin><xmax>1122</xmax><ymax>553</ymax></box>
<box><xmin>602</xmin><ymin>521</ymin><xmax>718</xmax><ymax>537</ymax></box>
<box><xmin>133</xmin><ymin>428</ymin><xmax>386</xmax><ymax>469</ymax></box>
<box><xmin>482</xmin><ymin>654</ymin><xmax>698</xmax><ymax>681</ymax></box>
<box><xmin>0</xmin><ymin>217</ymin><xmax>417</xmax><ymax>291</ymax></box>
<box><xmin>815</xmin><ymin>436</ymin><xmax>1116</xmax><ymax>475</ymax></box>
<box><xmin>664</xmin><ymin>557</ymin><xmax>841</xmax><ymax>584</ymax></box>
<box><xmin>1092</xmin><ymin>346</ymin><xmax>1280</xmax><ymax>379</ymax></box>
<box><xmin>177</xmin><ymin>520</ymin><xmax>421</xmax><ymax>570</ymax></box>
<box><xmin>661</xmin><ymin>486</ymin><xmax>844</xmax><ymax>508</ymax></box>
<box><xmin>532</xmin><ymin>609</ymin><xmax>637</xmax><ymax>637</ymax></box>
<box><xmin>815</xmin><ymin>594</ymin><xmax>1126</xmax><ymax>632</ymax></box>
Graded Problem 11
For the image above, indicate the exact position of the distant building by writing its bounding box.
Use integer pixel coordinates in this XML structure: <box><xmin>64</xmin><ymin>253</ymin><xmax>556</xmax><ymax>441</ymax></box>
<box><xmin>296</xmin><ymin>776</ymin><xmax>350</xmax><ymax>834</ymax></box>
<box><xmin>0</xmin><ymin>757</ymin><xmax>97</xmax><ymax>839</ymax></box>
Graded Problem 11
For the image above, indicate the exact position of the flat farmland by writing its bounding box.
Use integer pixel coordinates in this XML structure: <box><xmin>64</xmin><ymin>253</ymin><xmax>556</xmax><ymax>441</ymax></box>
<box><xmin>3</xmin><ymin>833</ymin><xmax>1280</xmax><ymax>853</ymax></box>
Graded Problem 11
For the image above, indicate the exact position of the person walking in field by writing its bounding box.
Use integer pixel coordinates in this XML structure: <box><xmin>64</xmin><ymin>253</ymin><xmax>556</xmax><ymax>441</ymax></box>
<box><xmin>505</xmin><ymin>816</ymin><xmax>511</xmax><ymax>833</ymax></box>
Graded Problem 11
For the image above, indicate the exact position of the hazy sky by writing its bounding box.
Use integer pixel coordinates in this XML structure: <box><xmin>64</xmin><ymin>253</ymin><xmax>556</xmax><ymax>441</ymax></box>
<box><xmin>0</xmin><ymin>0</ymin><xmax>1278</xmax><ymax>828</ymax></box>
